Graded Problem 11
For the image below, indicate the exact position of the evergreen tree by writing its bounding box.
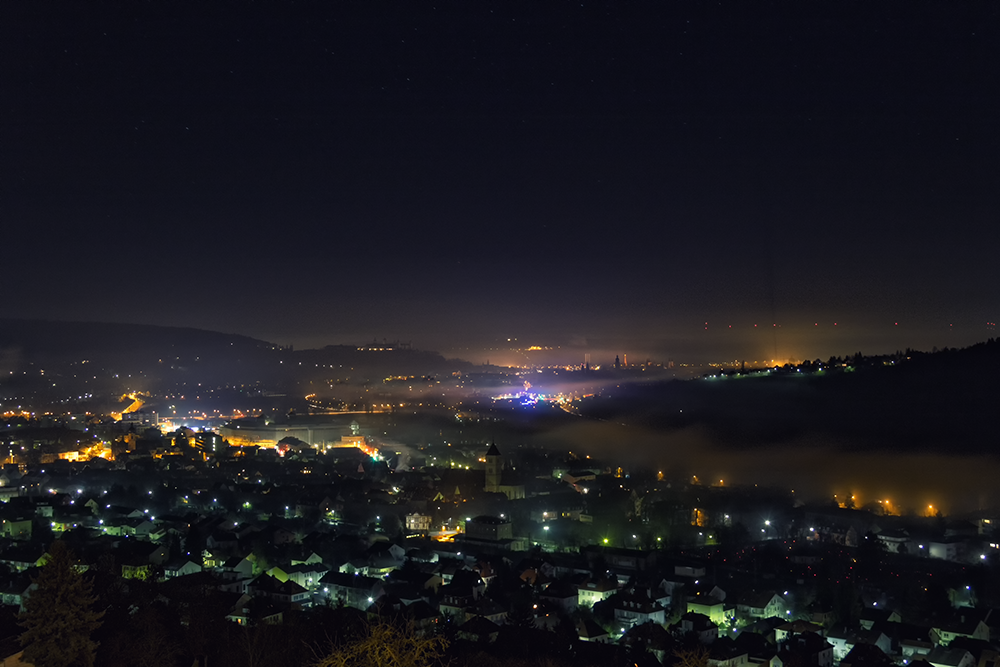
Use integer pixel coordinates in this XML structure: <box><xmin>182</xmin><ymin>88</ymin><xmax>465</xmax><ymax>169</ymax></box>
<box><xmin>18</xmin><ymin>540</ymin><xmax>104</xmax><ymax>667</ymax></box>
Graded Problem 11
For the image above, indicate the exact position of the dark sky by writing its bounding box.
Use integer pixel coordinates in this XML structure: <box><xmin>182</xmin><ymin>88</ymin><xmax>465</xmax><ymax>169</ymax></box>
<box><xmin>4</xmin><ymin>2</ymin><xmax>998</xmax><ymax>362</ymax></box>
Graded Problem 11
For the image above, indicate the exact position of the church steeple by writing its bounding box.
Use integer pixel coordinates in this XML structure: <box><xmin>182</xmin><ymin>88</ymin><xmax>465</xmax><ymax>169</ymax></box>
<box><xmin>484</xmin><ymin>441</ymin><xmax>501</xmax><ymax>493</ymax></box>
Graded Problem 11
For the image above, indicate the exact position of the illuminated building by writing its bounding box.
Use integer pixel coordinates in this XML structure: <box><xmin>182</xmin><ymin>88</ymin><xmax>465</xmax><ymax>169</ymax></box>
<box><xmin>482</xmin><ymin>443</ymin><xmax>524</xmax><ymax>500</ymax></box>
<box><xmin>464</xmin><ymin>515</ymin><xmax>513</xmax><ymax>542</ymax></box>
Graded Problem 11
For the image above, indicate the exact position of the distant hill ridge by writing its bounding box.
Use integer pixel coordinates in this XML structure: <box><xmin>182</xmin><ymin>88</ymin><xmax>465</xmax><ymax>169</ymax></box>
<box><xmin>0</xmin><ymin>318</ymin><xmax>472</xmax><ymax>393</ymax></box>
<box><xmin>0</xmin><ymin>318</ymin><xmax>273</xmax><ymax>358</ymax></box>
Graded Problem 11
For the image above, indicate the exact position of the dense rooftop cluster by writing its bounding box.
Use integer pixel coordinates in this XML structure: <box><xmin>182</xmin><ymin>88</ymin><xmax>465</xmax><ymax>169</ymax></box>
<box><xmin>1</xmin><ymin>414</ymin><xmax>1000</xmax><ymax>667</ymax></box>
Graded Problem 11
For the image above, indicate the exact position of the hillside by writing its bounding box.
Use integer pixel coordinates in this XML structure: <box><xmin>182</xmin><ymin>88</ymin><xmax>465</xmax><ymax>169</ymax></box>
<box><xmin>578</xmin><ymin>339</ymin><xmax>1000</xmax><ymax>456</ymax></box>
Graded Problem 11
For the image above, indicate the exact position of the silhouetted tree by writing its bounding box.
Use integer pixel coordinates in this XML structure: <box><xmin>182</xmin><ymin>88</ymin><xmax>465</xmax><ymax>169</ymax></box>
<box><xmin>100</xmin><ymin>604</ymin><xmax>180</xmax><ymax>667</ymax></box>
<box><xmin>311</xmin><ymin>619</ymin><xmax>447</xmax><ymax>667</ymax></box>
<box><xmin>19</xmin><ymin>541</ymin><xmax>104</xmax><ymax>667</ymax></box>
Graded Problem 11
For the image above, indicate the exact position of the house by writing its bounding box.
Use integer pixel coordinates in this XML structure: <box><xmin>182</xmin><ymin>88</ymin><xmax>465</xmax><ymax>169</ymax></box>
<box><xmin>824</xmin><ymin>628</ymin><xmax>854</xmax><ymax>662</ymax></box>
<box><xmin>438</xmin><ymin>580</ymin><xmax>480</xmax><ymax>620</ymax></box>
<box><xmin>876</xmin><ymin>529</ymin><xmax>910</xmax><ymax>554</ymax></box>
<box><xmin>225</xmin><ymin>595</ymin><xmax>285</xmax><ymax>626</ymax></box>
<box><xmin>541</xmin><ymin>581</ymin><xmax>578</xmax><ymax>614</ymax></box>
<box><xmin>0</xmin><ymin>576</ymin><xmax>34</xmax><ymax>610</ymax></box>
<box><xmin>247</xmin><ymin>574</ymin><xmax>311</xmax><ymax>608</ymax></box>
<box><xmin>737</xmin><ymin>591</ymin><xmax>786</xmax><ymax>622</ymax></box>
<box><xmin>774</xmin><ymin>620</ymin><xmax>824</xmax><ymax>645</ymax></box>
<box><xmin>385</xmin><ymin>568</ymin><xmax>442</xmax><ymax>595</ymax></box>
<box><xmin>202</xmin><ymin>549</ymin><xmax>226</xmax><ymax>569</ymax></box>
<box><xmin>406</xmin><ymin>513</ymin><xmax>432</xmax><ymax>532</ymax></box>
<box><xmin>947</xmin><ymin>638</ymin><xmax>1000</xmax><ymax>667</ymax></box>
<box><xmin>114</xmin><ymin>541</ymin><xmax>170</xmax><ymax>580</ymax></box>
<box><xmin>319</xmin><ymin>571</ymin><xmax>384</xmax><ymax>610</ymax></box>
<box><xmin>163</xmin><ymin>559</ymin><xmax>202</xmax><ymax>579</ymax></box>
<box><xmin>577</xmin><ymin>618</ymin><xmax>611</xmax><ymax>643</ymax></box>
<box><xmin>613</xmin><ymin>590</ymin><xmax>666</xmax><ymax>629</ymax></box>
<box><xmin>823</xmin><ymin>627</ymin><xmax>890</xmax><ymax>663</ymax></box>
<box><xmin>467</xmin><ymin>597</ymin><xmax>507</xmax><ymax>625</ymax></box>
<box><xmin>0</xmin><ymin>519</ymin><xmax>32</xmax><ymax>541</ymax></box>
<box><xmin>0</xmin><ymin>546</ymin><xmax>46</xmax><ymax>572</ymax></box>
<box><xmin>927</xmin><ymin>647</ymin><xmax>976</xmax><ymax>667</ymax></box>
<box><xmin>268</xmin><ymin>563</ymin><xmax>329</xmax><ymax>591</ymax></box>
<box><xmin>778</xmin><ymin>632</ymin><xmax>833</xmax><ymax>667</ymax></box>
<box><xmin>743</xmin><ymin>618</ymin><xmax>787</xmax><ymax>644</ymax></box>
<box><xmin>901</xmin><ymin>639</ymin><xmax>936</xmax><ymax>660</ymax></box>
<box><xmin>709</xmin><ymin>637</ymin><xmax>750</xmax><ymax>667</ymax></box>
<box><xmin>381</xmin><ymin>582</ymin><xmax>424</xmax><ymax>607</ymax></box>
<box><xmin>839</xmin><ymin>644</ymin><xmax>894</xmax><ymax>667</ymax></box>
<box><xmin>931</xmin><ymin>617</ymin><xmax>991</xmax><ymax>645</ymax></box>
<box><xmin>221</xmin><ymin>555</ymin><xmax>254</xmax><ymax>580</ymax></box>
<box><xmin>928</xmin><ymin>538</ymin><xmax>968</xmax><ymax>563</ymax></box>
<box><xmin>290</xmin><ymin>549</ymin><xmax>324</xmax><ymax>566</ymax></box>
<box><xmin>735</xmin><ymin>629</ymin><xmax>780</xmax><ymax>666</ymax></box>
<box><xmin>859</xmin><ymin>608</ymin><xmax>902</xmax><ymax>630</ymax></box>
<box><xmin>689</xmin><ymin>593</ymin><xmax>730</xmax><ymax>627</ymax></box>
<box><xmin>622</xmin><ymin>621</ymin><xmax>675</xmax><ymax>661</ymax></box>
<box><xmin>659</xmin><ymin>576</ymin><xmax>688</xmax><ymax>599</ymax></box>
<box><xmin>578</xmin><ymin>577</ymin><xmax>618</xmax><ymax>607</ymax></box>
<box><xmin>207</xmin><ymin>529</ymin><xmax>240</xmax><ymax>552</ymax></box>
<box><xmin>674</xmin><ymin>612</ymin><xmax>719</xmax><ymax>645</ymax></box>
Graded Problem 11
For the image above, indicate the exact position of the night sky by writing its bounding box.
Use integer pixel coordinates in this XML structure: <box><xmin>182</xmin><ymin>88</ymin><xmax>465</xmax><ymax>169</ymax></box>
<box><xmin>4</xmin><ymin>2</ymin><xmax>998</xmax><ymax>362</ymax></box>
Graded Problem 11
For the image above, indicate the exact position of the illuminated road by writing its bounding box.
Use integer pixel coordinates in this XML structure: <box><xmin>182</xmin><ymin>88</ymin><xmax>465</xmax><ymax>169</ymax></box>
<box><xmin>121</xmin><ymin>392</ymin><xmax>145</xmax><ymax>414</ymax></box>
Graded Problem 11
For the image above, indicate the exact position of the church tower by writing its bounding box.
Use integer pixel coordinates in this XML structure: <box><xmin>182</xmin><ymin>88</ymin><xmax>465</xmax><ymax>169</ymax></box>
<box><xmin>484</xmin><ymin>442</ymin><xmax>501</xmax><ymax>493</ymax></box>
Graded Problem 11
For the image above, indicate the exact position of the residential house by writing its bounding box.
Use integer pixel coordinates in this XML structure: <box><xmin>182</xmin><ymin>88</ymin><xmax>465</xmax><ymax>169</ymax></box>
<box><xmin>774</xmin><ymin>620</ymin><xmax>825</xmax><ymax>645</ymax></box>
<box><xmin>710</xmin><ymin>637</ymin><xmax>751</xmax><ymax>667</ymax></box>
<box><xmin>931</xmin><ymin>617</ymin><xmax>991</xmax><ymax>646</ymax></box>
<box><xmin>319</xmin><ymin>571</ymin><xmax>384</xmax><ymax>610</ymax></box>
<box><xmin>825</xmin><ymin>629</ymin><xmax>891</xmax><ymax>665</ymax></box>
<box><xmin>577</xmin><ymin>577</ymin><xmax>618</xmax><ymax>608</ymax></box>
<box><xmin>467</xmin><ymin>597</ymin><xmax>507</xmax><ymax>625</ymax></box>
<box><xmin>901</xmin><ymin>639</ymin><xmax>936</xmax><ymax>661</ymax></box>
<box><xmin>247</xmin><ymin>573</ymin><xmax>311</xmax><ymax>608</ymax></box>
<box><xmin>0</xmin><ymin>546</ymin><xmax>47</xmax><ymax>572</ymax></box>
<box><xmin>927</xmin><ymin>647</ymin><xmax>976</xmax><ymax>667</ymax></box>
<box><xmin>220</xmin><ymin>555</ymin><xmax>254</xmax><ymax>580</ymax></box>
<box><xmin>226</xmin><ymin>595</ymin><xmax>285</xmax><ymax>626</ymax></box>
<box><xmin>0</xmin><ymin>576</ymin><xmax>33</xmax><ymax>610</ymax></box>
<box><xmin>689</xmin><ymin>593</ymin><xmax>730</xmax><ymax>627</ymax></box>
<box><xmin>839</xmin><ymin>644</ymin><xmax>894</xmax><ymax>667</ymax></box>
<box><xmin>613</xmin><ymin>590</ymin><xmax>666</xmax><ymax>629</ymax></box>
<box><xmin>541</xmin><ymin>581</ymin><xmax>578</xmax><ymax>614</ymax></box>
<box><xmin>737</xmin><ymin>590</ymin><xmax>787</xmax><ymax>622</ymax></box>
<box><xmin>674</xmin><ymin>612</ymin><xmax>719</xmax><ymax>645</ymax></box>
<box><xmin>859</xmin><ymin>608</ymin><xmax>902</xmax><ymax>630</ymax></box>
<box><xmin>622</xmin><ymin>621</ymin><xmax>675</xmax><ymax>662</ymax></box>
<box><xmin>577</xmin><ymin>618</ymin><xmax>611</xmax><ymax>643</ymax></box>
<box><xmin>268</xmin><ymin>562</ymin><xmax>329</xmax><ymax>591</ymax></box>
<box><xmin>0</xmin><ymin>519</ymin><xmax>31</xmax><ymax>541</ymax></box>
<box><xmin>778</xmin><ymin>632</ymin><xmax>833</xmax><ymax>667</ymax></box>
<box><xmin>163</xmin><ymin>559</ymin><xmax>202</xmax><ymax>579</ymax></box>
